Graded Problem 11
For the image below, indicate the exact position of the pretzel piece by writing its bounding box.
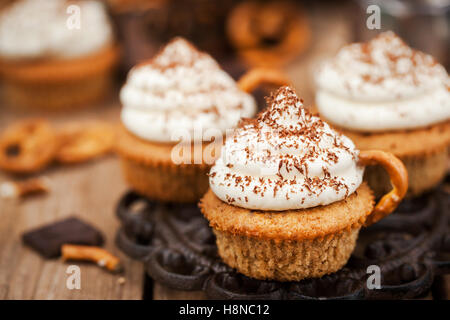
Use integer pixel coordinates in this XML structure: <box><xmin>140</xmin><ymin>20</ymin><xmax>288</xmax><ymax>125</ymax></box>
<box><xmin>227</xmin><ymin>1</ymin><xmax>310</xmax><ymax>67</ymax></box>
<box><xmin>0</xmin><ymin>119</ymin><xmax>57</xmax><ymax>174</ymax></box>
<box><xmin>0</xmin><ymin>177</ymin><xmax>50</xmax><ymax>199</ymax></box>
<box><xmin>359</xmin><ymin>150</ymin><xmax>408</xmax><ymax>226</ymax></box>
<box><xmin>56</xmin><ymin>122</ymin><xmax>115</xmax><ymax>164</ymax></box>
<box><xmin>61</xmin><ymin>244</ymin><xmax>123</xmax><ymax>273</ymax></box>
<box><xmin>237</xmin><ymin>68</ymin><xmax>291</xmax><ymax>93</ymax></box>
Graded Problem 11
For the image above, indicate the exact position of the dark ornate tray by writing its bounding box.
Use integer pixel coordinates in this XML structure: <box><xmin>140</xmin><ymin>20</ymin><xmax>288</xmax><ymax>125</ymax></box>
<box><xmin>115</xmin><ymin>184</ymin><xmax>450</xmax><ymax>300</ymax></box>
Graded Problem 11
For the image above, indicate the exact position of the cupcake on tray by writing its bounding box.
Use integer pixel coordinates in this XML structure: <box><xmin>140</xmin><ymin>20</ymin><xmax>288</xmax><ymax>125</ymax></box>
<box><xmin>0</xmin><ymin>0</ymin><xmax>119</xmax><ymax>110</ymax></box>
<box><xmin>116</xmin><ymin>37</ymin><xmax>288</xmax><ymax>203</ymax></box>
<box><xmin>315</xmin><ymin>32</ymin><xmax>450</xmax><ymax>197</ymax></box>
<box><xmin>200</xmin><ymin>86</ymin><xmax>408</xmax><ymax>281</ymax></box>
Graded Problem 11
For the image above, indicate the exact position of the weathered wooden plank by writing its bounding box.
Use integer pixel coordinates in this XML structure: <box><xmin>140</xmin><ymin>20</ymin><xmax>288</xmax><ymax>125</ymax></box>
<box><xmin>0</xmin><ymin>103</ymin><xmax>143</xmax><ymax>300</ymax></box>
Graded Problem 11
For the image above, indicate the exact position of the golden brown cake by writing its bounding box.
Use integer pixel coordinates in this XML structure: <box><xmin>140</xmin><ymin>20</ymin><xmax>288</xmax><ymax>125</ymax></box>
<box><xmin>0</xmin><ymin>0</ymin><xmax>118</xmax><ymax>110</ymax></box>
<box><xmin>0</xmin><ymin>45</ymin><xmax>119</xmax><ymax>110</ymax></box>
<box><xmin>116</xmin><ymin>124</ymin><xmax>217</xmax><ymax>202</ymax></box>
<box><xmin>201</xmin><ymin>184</ymin><xmax>373</xmax><ymax>281</ymax></box>
<box><xmin>200</xmin><ymin>87</ymin><xmax>408</xmax><ymax>281</ymax></box>
<box><xmin>116</xmin><ymin>38</ymin><xmax>289</xmax><ymax>203</ymax></box>
<box><xmin>315</xmin><ymin>32</ymin><xmax>450</xmax><ymax>197</ymax></box>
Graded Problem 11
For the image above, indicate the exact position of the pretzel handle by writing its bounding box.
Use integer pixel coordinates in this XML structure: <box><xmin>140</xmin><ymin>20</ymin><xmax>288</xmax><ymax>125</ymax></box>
<box><xmin>358</xmin><ymin>150</ymin><xmax>408</xmax><ymax>226</ymax></box>
<box><xmin>237</xmin><ymin>68</ymin><xmax>291</xmax><ymax>93</ymax></box>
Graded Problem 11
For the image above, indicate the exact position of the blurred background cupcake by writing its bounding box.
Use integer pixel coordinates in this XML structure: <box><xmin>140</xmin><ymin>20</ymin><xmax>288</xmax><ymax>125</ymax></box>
<box><xmin>315</xmin><ymin>32</ymin><xmax>450</xmax><ymax>197</ymax></box>
<box><xmin>0</xmin><ymin>0</ymin><xmax>119</xmax><ymax>111</ymax></box>
<box><xmin>116</xmin><ymin>37</ymin><xmax>259</xmax><ymax>203</ymax></box>
<box><xmin>354</xmin><ymin>0</ymin><xmax>449</xmax><ymax>69</ymax></box>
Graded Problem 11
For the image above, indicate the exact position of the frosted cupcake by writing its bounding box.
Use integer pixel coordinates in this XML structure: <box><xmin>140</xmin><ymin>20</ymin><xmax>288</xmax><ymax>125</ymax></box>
<box><xmin>200</xmin><ymin>86</ymin><xmax>407</xmax><ymax>281</ymax></box>
<box><xmin>315</xmin><ymin>32</ymin><xmax>450</xmax><ymax>197</ymax></box>
<box><xmin>0</xmin><ymin>0</ymin><xmax>119</xmax><ymax>110</ymax></box>
<box><xmin>116</xmin><ymin>38</ymin><xmax>288</xmax><ymax>203</ymax></box>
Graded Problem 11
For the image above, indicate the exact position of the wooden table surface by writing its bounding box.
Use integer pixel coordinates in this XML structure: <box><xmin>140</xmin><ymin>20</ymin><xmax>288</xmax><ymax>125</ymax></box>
<box><xmin>0</xmin><ymin>2</ymin><xmax>447</xmax><ymax>300</ymax></box>
<box><xmin>0</xmin><ymin>101</ymin><xmax>145</xmax><ymax>300</ymax></box>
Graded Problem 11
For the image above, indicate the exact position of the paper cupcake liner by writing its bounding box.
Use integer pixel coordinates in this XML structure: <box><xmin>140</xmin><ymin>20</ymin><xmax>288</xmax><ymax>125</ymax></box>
<box><xmin>120</xmin><ymin>156</ymin><xmax>211</xmax><ymax>203</ymax></box>
<box><xmin>2</xmin><ymin>73</ymin><xmax>113</xmax><ymax>110</ymax></box>
<box><xmin>116</xmin><ymin>124</ymin><xmax>218</xmax><ymax>202</ymax></box>
<box><xmin>0</xmin><ymin>45</ymin><xmax>119</xmax><ymax>110</ymax></box>
<box><xmin>338</xmin><ymin>121</ymin><xmax>450</xmax><ymax>158</ymax></box>
<box><xmin>213</xmin><ymin>228</ymin><xmax>359</xmax><ymax>282</ymax></box>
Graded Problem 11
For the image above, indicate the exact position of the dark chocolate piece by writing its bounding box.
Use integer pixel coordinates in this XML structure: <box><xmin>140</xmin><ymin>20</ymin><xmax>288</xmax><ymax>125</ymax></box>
<box><xmin>23</xmin><ymin>217</ymin><xmax>104</xmax><ymax>258</ymax></box>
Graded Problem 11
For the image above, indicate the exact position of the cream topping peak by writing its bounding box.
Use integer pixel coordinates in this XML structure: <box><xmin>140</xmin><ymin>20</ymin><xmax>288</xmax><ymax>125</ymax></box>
<box><xmin>120</xmin><ymin>37</ymin><xmax>256</xmax><ymax>143</ymax></box>
<box><xmin>315</xmin><ymin>31</ymin><xmax>450</xmax><ymax>132</ymax></box>
<box><xmin>0</xmin><ymin>0</ymin><xmax>113</xmax><ymax>59</ymax></box>
<box><xmin>209</xmin><ymin>86</ymin><xmax>364</xmax><ymax>211</ymax></box>
<box><xmin>150</xmin><ymin>37</ymin><xmax>210</xmax><ymax>69</ymax></box>
<box><xmin>316</xmin><ymin>31</ymin><xmax>448</xmax><ymax>101</ymax></box>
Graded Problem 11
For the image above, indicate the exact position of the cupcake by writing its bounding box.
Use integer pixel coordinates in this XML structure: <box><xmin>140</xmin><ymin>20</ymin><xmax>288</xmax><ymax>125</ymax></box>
<box><xmin>0</xmin><ymin>0</ymin><xmax>119</xmax><ymax>110</ymax></box>
<box><xmin>200</xmin><ymin>86</ymin><xmax>408</xmax><ymax>281</ymax></box>
<box><xmin>116</xmin><ymin>38</ymin><xmax>288</xmax><ymax>203</ymax></box>
<box><xmin>315</xmin><ymin>32</ymin><xmax>450</xmax><ymax>197</ymax></box>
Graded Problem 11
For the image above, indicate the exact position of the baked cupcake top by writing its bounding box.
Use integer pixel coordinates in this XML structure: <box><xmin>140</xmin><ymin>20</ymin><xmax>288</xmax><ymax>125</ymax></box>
<box><xmin>120</xmin><ymin>37</ymin><xmax>257</xmax><ymax>143</ymax></box>
<box><xmin>0</xmin><ymin>0</ymin><xmax>113</xmax><ymax>59</ymax></box>
<box><xmin>209</xmin><ymin>86</ymin><xmax>363</xmax><ymax>211</ymax></box>
<box><xmin>316</xmin><ymin>31</ymin><xmax>450</xmax><ymax>132</ymax></box>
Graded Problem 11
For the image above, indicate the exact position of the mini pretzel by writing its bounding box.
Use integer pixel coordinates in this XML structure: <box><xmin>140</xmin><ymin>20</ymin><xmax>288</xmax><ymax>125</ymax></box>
<box><xmin>359</xmin><ymin>150</ymin><xmax>408</xmax><ymax>226</ymax></box>
<box><xmin>61</xmin><ymin>244</ymin><xmax>123</xmax><ymax>273</ymax></box>
<box><xmin>0</xmin><ymin>177</ymin><xmax>50</xmax><ymax>199</ymax></box>
<box><xmin>237</xmin><ymin>68</ymin><xmax>291</xmax><ymax>93</ymax></box>
<box><xmin>55</xmin><ymin>122</ymin><xmax>116</xmax><ymax>164</ymax></box>
<box><xmin>227</xmin><ymin>1</ymin><xmax>310</xmax><ymax>67</ymax></box>
<box><xmin>0</xmin><ymin>119</ymin><xmax>57</xmax><ymax>174</ymax></box>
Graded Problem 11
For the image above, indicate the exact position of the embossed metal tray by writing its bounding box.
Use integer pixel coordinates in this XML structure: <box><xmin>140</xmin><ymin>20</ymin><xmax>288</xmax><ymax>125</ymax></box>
<box><xmin>115</xmin><ymin>184</ymin><xmax>450</xmax><ymax>300</ymax></box>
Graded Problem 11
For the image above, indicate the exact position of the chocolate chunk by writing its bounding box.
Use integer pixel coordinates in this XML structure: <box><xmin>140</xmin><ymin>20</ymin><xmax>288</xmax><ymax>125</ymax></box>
<box><xmin>22</xmin><ymin>217</ymin><xmax>104</xmax><ymax>258</ymax></box>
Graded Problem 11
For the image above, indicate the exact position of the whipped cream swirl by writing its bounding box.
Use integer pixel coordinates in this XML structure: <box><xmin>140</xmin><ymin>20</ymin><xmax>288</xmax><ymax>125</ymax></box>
<box><xmin>120</xmin><ymin>38</ymin><xmax>256</xmax><ymax>143</ymax></box>
<box><xmin>0</xmin><ymin>0</ymin><xmax>114</xmax><ymax>59</ymax></box>
<box><xmin>316</xmin><ymin>32</ymin><xmax>450</xmax><ymax>132</ymax></box>
<box><xmin>209</xmin><ymin>86</ymin><xmax>364</xmax><ymax>211</ymax></box>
